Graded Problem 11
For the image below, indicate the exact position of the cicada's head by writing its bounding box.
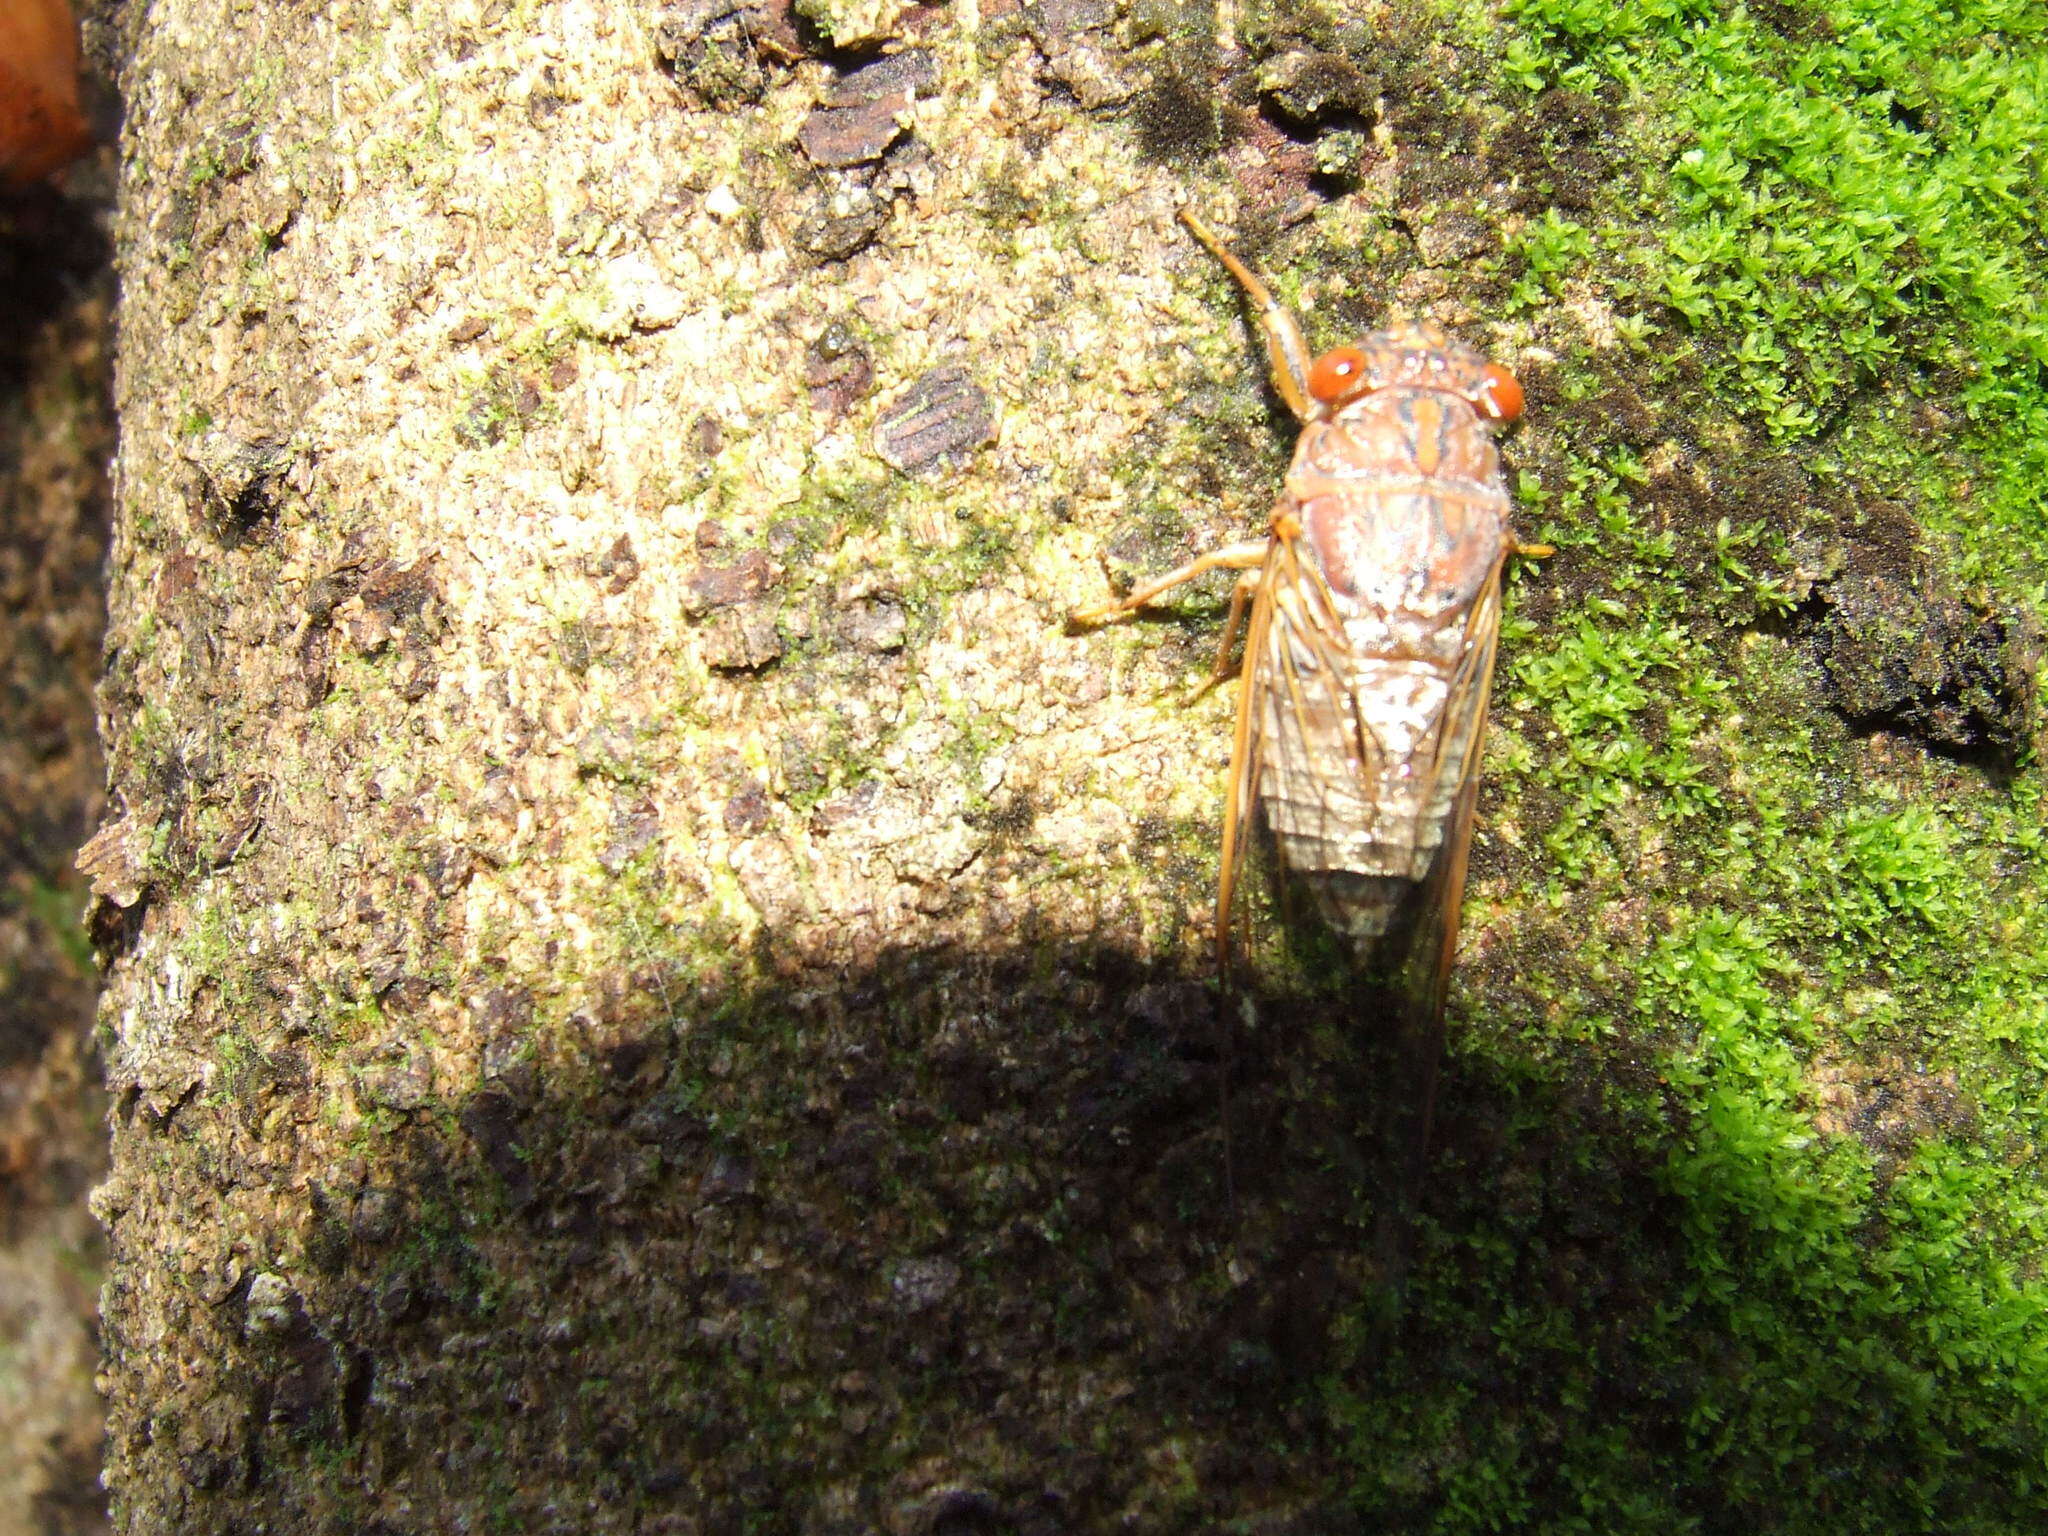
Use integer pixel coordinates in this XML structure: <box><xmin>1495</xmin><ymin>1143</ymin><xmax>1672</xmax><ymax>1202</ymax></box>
<box><xmin>1305</xmin><ymin>321</ymin><xmax>1523</xmax><ymax>425</ymax></box>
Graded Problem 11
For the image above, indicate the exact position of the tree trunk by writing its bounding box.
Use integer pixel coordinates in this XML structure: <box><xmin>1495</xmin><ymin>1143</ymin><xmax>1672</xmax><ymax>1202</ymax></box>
<box><xmin>88</xmin><ymin>1</ymin><xmax>1338</xmax><ymax>1527</ymax></box>
<box><xmin>86</xmin><ymin>0</ymin><xmax>2048</xmax><ymax>1530</ymax></box>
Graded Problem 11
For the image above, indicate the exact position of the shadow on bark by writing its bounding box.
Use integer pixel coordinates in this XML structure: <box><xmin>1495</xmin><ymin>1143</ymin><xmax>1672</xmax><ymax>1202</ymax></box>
<box><xmin>123</xmin><ymin>931</ymin><xmax>2046</xmax><ymax>1533</ymax></box>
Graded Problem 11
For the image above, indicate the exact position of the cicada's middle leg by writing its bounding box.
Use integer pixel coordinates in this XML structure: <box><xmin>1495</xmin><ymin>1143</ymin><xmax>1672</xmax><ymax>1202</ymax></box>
<box><xmin>1071</xmin><ymin>539</ymin><xmax>1271</xmax><ymax>700</ymax></box>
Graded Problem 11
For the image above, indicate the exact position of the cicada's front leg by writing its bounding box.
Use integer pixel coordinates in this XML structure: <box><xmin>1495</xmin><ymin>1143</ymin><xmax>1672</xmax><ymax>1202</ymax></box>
<box><xmin>1177</xmin><ymin>209</ymin><xmax>1316</xmax><ymax>424</ymax></box>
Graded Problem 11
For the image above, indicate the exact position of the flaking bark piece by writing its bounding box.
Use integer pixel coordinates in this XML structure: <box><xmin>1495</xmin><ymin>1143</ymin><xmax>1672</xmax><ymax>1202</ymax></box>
<box><xmin>1022</xmin><ymin>0</ymin><xmax>1134</xmax><ymax>110</ymax></box>
<box><xmin>872</xmin><ymin>364</ymin><xmax>994</xmax><ymax>475</ymax></box>
<box><xmin>358</xmin><ymin>557</ymin><xmax>441</xmax><ymax>625</ymax></box>
<box><xmin>586</xmin><ymin>532</ymin><xmax>641</xmax><ymax>593</ymax></box>
<box><xmin>76</xmin><ymin>806</ymin><xmax>156</xmax><ymax>908</ymax></box>
<box><xmin>797</xmin><ymin>49</ymin><xmax>937</xmax><ymax>168</ymax></box>
<box><xmin>684</xmin><ymin>547</ymin><xmax>777</xmax><ymax>615</ymax></box>
<box><xmin>650</xmin><ymin>0</ymin><xmax>798</xmax><ymax>105</ymax></box>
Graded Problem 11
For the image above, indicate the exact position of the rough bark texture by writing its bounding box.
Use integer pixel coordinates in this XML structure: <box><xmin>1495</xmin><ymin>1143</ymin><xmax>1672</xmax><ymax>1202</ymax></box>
<box><xmin>0</xmin><ymin>150</ymin><xmax>115</xmax><ymax>1534</ymax></box>
<box><xmin>90</xmin><ymin>0</ymin><xmax>1393</xmax><ymax>1527</ymax></box>
<box><xmin>85</xmin><ymin>0</ymin><xmax>2048</xmax><ymax>1530</ymax></box>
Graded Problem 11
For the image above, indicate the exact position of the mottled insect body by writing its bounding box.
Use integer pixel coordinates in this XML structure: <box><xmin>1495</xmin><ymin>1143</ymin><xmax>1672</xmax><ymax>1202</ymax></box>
<box><xmin>1257</xmin><ymin>321</ymin><xmax>1515</xmax><ymax>945</ymax></box>
<box><xmin>1076</xmin><ymin>212</ymin><xmax>1536</xmax><ymax>1020</ymax></box>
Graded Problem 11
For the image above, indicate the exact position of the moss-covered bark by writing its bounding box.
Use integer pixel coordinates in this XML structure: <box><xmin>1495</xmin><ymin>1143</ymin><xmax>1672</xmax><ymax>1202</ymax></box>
<box><xmin>88</xmin><ymin>0</ymin><xmax>2048</xmax><ymax>1530</ymax></box>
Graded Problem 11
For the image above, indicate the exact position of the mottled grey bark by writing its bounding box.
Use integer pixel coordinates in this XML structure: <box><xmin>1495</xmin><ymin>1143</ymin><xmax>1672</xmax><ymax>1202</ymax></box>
<box><xmin>87</xmin><ymin>0</ymin><xmax>1525</xmax><ymax>1529</ymax></box>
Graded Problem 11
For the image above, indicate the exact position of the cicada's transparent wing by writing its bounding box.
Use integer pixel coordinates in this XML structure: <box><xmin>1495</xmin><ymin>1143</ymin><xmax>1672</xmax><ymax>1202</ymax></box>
<box><xmin>1215</xmin><ymin>521</ymin><xmax>1364</xmax><ymax>975</ymax></box>
<box><xmin>1396</xmin><ymin>552</ymin><xmax>1505</xmax><ymax>1032</ymax></box>
<box><xmin>1360</xmin><ymin>554</ymin><xmax>1504</xmax><ymax>1312</ymax></box>
<box><xmin>1371</xmin><ymin>551</ymin><xmax>1506</xmax><ymax>1214</ymax></box>
<box><xmin>1214</xmin><ymin>544</ymin><xmax>1276</xmax><ymax>981</ymax></box>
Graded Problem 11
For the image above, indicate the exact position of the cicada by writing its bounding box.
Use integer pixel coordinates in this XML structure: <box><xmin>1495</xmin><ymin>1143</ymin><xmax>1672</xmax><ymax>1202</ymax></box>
<box><xmin>1075</xmin><ymin>210</ymin><xmax>1539</xmax><ymax>1030</ymax></box>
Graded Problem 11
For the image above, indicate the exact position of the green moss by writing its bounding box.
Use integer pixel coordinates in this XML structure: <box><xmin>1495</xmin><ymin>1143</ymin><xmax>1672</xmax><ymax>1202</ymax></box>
<box><xmin>1244</xmin><ymin>0</ymin><xmax>2048</xmax><ymax>1526</ymax></box>
<box><xmin>1501</xmin><ymin>0</ymin><xmax>2048</xmax><ymax>574</ymax></box>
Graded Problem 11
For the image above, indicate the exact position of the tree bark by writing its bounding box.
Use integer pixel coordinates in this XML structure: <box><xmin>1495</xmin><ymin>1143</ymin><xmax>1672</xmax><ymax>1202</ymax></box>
<box><xmin>87</xmin><ymin>0</ymin><xmax>2048</xmax><ymax>1530</ymax></box>
<box><xmin>87</xmin><ymin>0</ymin><xmax>1389</xmax><ymax>1527</ymax></box>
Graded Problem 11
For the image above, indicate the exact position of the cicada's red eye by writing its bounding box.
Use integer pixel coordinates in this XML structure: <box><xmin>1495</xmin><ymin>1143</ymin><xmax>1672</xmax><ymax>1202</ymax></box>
<box><xmin>1476</xmin><ymin>363</ymin><xmax>1523</xmax><ymax>423</ymax></box>
<box><xmin>1307</xmin><ymin>346</ymin><xmax>1370</xmax><ymax>404</ymax></box>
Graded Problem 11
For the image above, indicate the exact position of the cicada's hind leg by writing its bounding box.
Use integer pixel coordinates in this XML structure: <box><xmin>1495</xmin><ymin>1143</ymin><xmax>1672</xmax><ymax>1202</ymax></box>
<box><xmin>1178</xmin><ymin>209</ymin><xmax>1316</xmax><ymax>424</ymax></box>
<box><xmin>1189</xmin><ymin>565</ymin><xmax>1264</xmax><ymax>702</ymax></box>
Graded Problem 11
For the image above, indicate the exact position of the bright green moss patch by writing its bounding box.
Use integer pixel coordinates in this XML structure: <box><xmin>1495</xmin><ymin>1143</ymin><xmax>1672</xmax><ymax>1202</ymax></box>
<box><xmin>1504</xmin><ymin>0</ymin><xmax>2048</xmax><ymax>572</ymax></box>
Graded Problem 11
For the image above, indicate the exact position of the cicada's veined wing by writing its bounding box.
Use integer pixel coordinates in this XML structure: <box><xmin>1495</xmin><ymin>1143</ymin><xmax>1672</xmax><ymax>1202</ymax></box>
<box><xmin>1213</xmin><ymin>514</ymin><xmax>1355</xmax><ymax>979</ymax></box>
<box><xmin>1214</xmin><ymin>545</ymin><xmax>1274</xmax><ymax>982</ymax></box>
<box><xmin>1394</xmin><ymin>550</ymin><xmax>1506</xmax><ymax>1034</ymax></box>
<box><xmin>1220</xmin><ymin>516</ymin><xmax>1505</xmax><ymax>1028</ymax></box>
<box><xmin>1355</xmin><ymin>553</ymin><xmax>1505</xmax><ymax>1307</ymax></box>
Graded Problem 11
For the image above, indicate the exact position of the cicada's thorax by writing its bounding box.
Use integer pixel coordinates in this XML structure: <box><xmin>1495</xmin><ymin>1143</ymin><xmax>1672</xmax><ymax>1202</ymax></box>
<box><xmin>1255</xmin><ymin>383</ymin><xmax>1512</xmax><ymax>940</ymax></box>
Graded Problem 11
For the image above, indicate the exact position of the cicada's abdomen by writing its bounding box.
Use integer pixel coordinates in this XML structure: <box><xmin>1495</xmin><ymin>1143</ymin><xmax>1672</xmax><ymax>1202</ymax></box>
<box><xmin>1257</xmin><ymin>651</ymin><xmax>1483</xmax><ymax>940</ymax></box>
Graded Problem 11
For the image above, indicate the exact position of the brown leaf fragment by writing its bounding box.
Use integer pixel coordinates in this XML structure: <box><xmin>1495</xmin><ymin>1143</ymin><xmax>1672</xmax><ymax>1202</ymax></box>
<box><xmin>797</xmin><ymin>50</ymin><xmax>937</xmax><ymax>168</ymax></box>
<box><xmin>873</xmin><ymin>364</ymin><xmax>994</xmax><ymax>474</ymax></box>
<box><xmin>684</xmin><ymin>547</ymin><xmax>776</xmax><ymax>614</ymax></box>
